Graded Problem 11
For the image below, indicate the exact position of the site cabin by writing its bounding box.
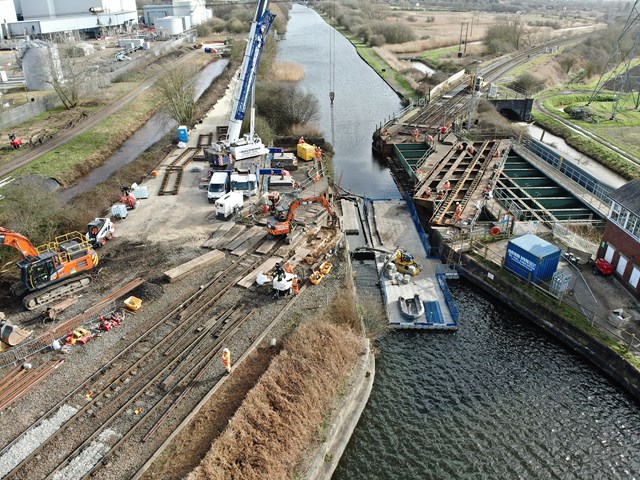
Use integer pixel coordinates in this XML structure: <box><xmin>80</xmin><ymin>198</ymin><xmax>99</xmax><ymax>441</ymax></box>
<box><xmin>215</xmin><ymin>191</ymin><xmax>244</xmax><ymax>220</ymax></box>
<box><xmin>207</xmin><ymin>171</ymin><xmax>230</xmax><ymax>202</ymax></box>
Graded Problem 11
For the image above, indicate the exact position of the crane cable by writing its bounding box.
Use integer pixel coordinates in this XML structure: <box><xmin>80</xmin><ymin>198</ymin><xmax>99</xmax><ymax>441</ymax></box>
<box><xmin>329</xmin><ymin>0</ymin><xmax>336</xmax><ymax>108</ymax></box>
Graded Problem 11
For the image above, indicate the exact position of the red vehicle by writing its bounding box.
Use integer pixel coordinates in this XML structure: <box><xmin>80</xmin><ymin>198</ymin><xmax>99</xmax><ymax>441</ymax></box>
<box><xmin>9</xmin><ymin>134</ymin><xmax>22</xmax><ymax>149</ymax></box>
<box><xmin>593</xmin><ymin>258</ymin><xmax>614</xmax><ymax>276</ymax></box>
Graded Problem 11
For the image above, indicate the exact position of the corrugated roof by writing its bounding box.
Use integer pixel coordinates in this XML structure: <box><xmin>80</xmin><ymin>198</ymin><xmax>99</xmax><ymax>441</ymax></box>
<box><xmin>608</xmin><ymin>179</ymin><xmax>640</xmax><ymax>214</ymax></box>
<box><xmin>509</xmin><ymin>234</ymin><xmax>560</xmax><ymax>258</ymax></box>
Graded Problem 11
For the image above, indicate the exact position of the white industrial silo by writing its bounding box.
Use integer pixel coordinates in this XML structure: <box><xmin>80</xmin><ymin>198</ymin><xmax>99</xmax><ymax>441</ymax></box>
<box><xmin>154</xmin><ymin>16</ymin><xmax>184</xmax><ymax>36</ymax></box>
<box><xmin>19</xmin><ymin>40</ymin><xmax>64</xmax><ymax>91</ymax></box>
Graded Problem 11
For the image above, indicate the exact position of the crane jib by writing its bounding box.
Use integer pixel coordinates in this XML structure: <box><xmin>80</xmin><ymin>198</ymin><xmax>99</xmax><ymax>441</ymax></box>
<box><xmin>233</xmin><ymin>10</ymin><xmax>276</xmax><ymax>122</ymax></box>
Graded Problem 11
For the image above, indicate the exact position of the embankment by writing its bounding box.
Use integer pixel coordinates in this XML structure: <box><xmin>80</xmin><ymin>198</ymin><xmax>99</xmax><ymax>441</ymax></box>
<box><xmin>186</xmin><ymin>321</ymin><xmax>364</xmax><ymax>479</ymax></box>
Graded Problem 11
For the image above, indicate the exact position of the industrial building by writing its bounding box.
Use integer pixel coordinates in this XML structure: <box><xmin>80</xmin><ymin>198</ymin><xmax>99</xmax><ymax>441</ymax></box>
<box><xmin>143</xmin><ymin>0</ymin><xmax>211</xmax><ymax>36</ymax></box>
<box><xmin>1</xmin><ymin>0</ymin><xmax>138</xmax><ymax>40</ymax></box>
<box><xmin>598</xmin><ymin>179</ymin><xmax>640</xmax><ymax>298</ymax></box>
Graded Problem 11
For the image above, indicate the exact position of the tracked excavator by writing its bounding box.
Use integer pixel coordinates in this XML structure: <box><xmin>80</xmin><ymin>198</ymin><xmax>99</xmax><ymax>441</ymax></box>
<box><xmin>266</xmin><ymin>195</ymin><xmax>338</xmax><ymax>239</ymax></box>
<box><xmin>0</xmin><ymin>227</ymin><xmax>98</xmax><ymax>310</ymax></box>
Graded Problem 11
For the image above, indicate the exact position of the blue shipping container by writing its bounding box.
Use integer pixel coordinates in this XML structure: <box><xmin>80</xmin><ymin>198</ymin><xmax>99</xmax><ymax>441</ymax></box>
<box><xmin>504</xmin><ymin>234</ymin><xmax>560</xmax><ymax>284</ymax></box>
<box><xmin>178</xmin><ymin>125</ymin><xmax>188</xmax><ymax>143</ymax></box>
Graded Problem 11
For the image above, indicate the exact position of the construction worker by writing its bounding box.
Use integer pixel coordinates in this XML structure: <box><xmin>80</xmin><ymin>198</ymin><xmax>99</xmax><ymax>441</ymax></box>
<box><xmin>221</xmin><ymin>348</ymin><xmax>231</xmax><ymax>374</ymax></box>
<box><xmin>412</xmin><ymin>128</ymin><xmax>420</xmax><ymax>141</ymax></box>
<box><xmin>443</xmin><ymin>180</ymin><xmax>451</xmax><ymax>193</ymax></box>
<box><xmin>315</xmin><ymin>145</ymin><xmax>322</xmax><ymax>160</ymax></box>
<box><xmin>298</xmin><ymin>136</ymin><xmax>305</xmax><ymax>144</ymax></box>
<box><xmin>453</xmin><ymin>202</ymin><xmax>462</xmax><ymax>221</ymax></box>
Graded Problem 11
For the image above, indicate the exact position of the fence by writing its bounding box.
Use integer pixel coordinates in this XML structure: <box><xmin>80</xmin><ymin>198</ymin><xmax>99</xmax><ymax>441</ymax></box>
<box><xmin>468</xmin><ymin>239</ymin><xmax>640</xmax><ymax>356</ymax></box>
<box><xmin>552</xmin><ymin>223</ymin><xmax>598</xmax><ymax>259</ymax></box>
<box><xmin>521</xmin><ymin>139</ymin><xmax>614</xmax><ymax>204</ymax></box>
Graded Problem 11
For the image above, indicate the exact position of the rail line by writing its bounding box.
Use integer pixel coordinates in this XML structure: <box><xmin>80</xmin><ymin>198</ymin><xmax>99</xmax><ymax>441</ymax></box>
<box><xmin>1</xmin><ymin>255</ymin><xmax>262</xmax><ymax>479</ymax></box>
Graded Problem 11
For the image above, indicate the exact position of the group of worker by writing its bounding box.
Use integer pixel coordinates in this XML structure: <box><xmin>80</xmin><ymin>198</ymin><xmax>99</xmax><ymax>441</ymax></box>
<box><xmin>456</xmin><ymin>142</ymin><xmax>476</xmax><ymax>155</ymax></box>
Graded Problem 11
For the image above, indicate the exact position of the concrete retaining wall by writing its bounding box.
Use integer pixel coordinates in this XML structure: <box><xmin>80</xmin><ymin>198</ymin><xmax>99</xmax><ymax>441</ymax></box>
<box><xmin>459</xmin><ymin>255</ymin><xmax>640</xmax><ymax>400</ymax></box>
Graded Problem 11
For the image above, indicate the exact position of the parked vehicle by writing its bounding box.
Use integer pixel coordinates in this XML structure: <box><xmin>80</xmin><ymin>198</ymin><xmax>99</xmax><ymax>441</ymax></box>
<box><xmin>215</xmin><ymin>191</ymin><xmax>244</xmax><ymax>220</ymax></box>
<box><xmin>86</xmin><ymin>217</ymin><xmax>115</xmax><ymax>247</ymax></box>
<box><xmin>208</xmin><ymin>171</ymin><xmax>230</xmax><ymax>202</ymax></box>
<box><xmin>593</xmin><ymin>258</ymin><xmax>614</xmax><ymax>276</ymax></box>
<box><xmin>230</xmin><ymin>170</ymin><xmax>258</xmax><ymax>197</ymax></box>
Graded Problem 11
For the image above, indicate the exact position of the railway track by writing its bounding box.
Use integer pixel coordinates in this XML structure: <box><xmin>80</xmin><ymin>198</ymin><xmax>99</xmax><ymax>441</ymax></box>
<box><xmin>397</xmin><ymin>35</ymin><xmax>594</xmax><ymax>137</ymax></box>
<box><xmin>157</xmin><ymin>148</ymin><xmax>196</xmax><ymax>196</ymax></box>
<box><xmin>1</xmin><ymin>255</ymin><xmax>268</xmax><ymax>479</ymax></box>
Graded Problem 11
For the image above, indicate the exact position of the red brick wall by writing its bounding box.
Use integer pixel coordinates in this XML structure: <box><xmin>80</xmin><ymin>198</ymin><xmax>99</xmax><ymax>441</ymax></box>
<box><xmin>599</xmin><ymin>222</ymin><xmax>640</xmax><ymax>297</ymax></box>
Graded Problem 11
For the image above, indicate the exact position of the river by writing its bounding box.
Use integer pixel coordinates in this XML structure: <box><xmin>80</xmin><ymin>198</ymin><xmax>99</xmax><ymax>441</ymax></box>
<box><xmin>279</xmin><ymin>5</ymin><xmax>640</xmax><ymax>479</ymax></box>
<box><xmin>277</xmin><ymin>5</ymin><xmax>402</xmax><ymax>199</ymax></box>
<box><xmin>62</xmin><ymin>59</ymin><xmax>229</xmax><ymax>201</ymax></box>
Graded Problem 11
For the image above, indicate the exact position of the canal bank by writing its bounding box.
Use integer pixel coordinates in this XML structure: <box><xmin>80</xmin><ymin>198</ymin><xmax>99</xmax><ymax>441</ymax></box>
<box><xmin>453</xmin><ymin>245</ymin><xmax>640</xmax><ymax>400</ymax></box>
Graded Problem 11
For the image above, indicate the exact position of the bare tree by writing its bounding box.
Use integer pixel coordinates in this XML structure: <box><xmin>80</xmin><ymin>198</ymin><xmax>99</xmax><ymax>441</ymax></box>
<box><xmin>155</xmin><ymin>64</ymin><xmax>198</xmax><ymax>127</ymax></box>
<box><xmin>44</xmin><ymin>44</ymin><xmax>93</xmax><ymax>109</ymax></box>
<box><xmin>484</xmin><ymin>16</ymin><xmax>526</xmax><ymax>54</ymax></box>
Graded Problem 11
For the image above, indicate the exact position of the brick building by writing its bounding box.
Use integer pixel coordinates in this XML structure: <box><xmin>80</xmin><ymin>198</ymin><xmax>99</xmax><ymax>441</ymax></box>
<box><xmin>597</xmin><ymin>179</ymin><xmax>640</xmax><ymax>298</ymax></box>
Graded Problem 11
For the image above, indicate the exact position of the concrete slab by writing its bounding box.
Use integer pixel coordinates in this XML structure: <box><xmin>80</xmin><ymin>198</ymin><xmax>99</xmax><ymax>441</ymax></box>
<box><xmin>231</xmin><ymin>230</ymin><xmax>268</xmax><ymax>256</ymax></box>
<box><xmin>223</xmin><ymin>226</ymin><xmax>261</xmax><ymax>251</ymax></box>
<box><xmin>200</xmin><ymin>222</ymin><xmax>234</xmax><ymax>249</ymax></box>
<box><xmin>340</xmin><ymin>199</ymin><xmax>360</xmax><ymax>235</ymax></box>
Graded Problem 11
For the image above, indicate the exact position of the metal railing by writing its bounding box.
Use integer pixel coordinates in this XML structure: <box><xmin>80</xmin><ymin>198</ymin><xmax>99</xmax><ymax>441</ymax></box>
<box><xmin>519</xmin><ymin>139</ymin><xmax>613</xmax><ymax>208</ymax></box>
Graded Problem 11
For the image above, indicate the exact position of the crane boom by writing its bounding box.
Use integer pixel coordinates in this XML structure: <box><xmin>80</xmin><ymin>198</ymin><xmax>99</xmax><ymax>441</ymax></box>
<box><xmin>227</xmin><ymin>0</ymin><xmax>276</xmax><ymax>144</ymax></box>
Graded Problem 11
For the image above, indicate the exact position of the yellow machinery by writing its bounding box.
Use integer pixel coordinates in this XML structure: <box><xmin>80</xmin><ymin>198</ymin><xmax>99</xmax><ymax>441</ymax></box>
<box><xmin>392</xmin><ymin>249</ymin><xmax>422</xmax><ymax>276</ymax></box>
<box><xmin>296</xmin><ymin>142</ymin><xmax>316</xmax><ymax>161</ymax></box>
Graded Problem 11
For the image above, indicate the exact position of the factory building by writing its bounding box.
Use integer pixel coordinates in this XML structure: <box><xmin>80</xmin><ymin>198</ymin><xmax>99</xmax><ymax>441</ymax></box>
<box><xmin>1</xmin><ymin>0</ymin><xmax>138</xmax><ymax>39</ymax></box>
<box><xmin>143</xmin><ymin>0</ymin><xmax>211</xmax><ymax>34</ymax></box>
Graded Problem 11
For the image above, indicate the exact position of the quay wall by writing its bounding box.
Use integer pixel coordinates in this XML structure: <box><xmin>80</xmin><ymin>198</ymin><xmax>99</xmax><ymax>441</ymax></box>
<box><xmin>457</xmin><ymin>251</ymin><xmax>640</xmax><ymax>401</ymax></box>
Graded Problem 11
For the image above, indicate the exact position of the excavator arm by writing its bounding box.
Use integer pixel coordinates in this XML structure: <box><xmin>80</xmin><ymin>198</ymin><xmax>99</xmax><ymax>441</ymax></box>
<box><xmin>0</xmin><ymin>227</ymin><xmax>40</xmax><ymax>258</ymax></box>
<box><xmin>268</xmin><ymin>195</ymin><xmax>337</xmax><ymax>237</ymax></box>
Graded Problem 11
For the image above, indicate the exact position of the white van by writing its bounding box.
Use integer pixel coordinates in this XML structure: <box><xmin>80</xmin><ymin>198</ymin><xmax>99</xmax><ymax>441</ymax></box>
<box><xmin>215</xmin><ymin>191</ymin><xmax>244</xmax><ymax>220</ymax></box>
<box><xmin>207</xmin><ymin>171</ymin><xmax>230</xmax><ymax>202</ymax></box>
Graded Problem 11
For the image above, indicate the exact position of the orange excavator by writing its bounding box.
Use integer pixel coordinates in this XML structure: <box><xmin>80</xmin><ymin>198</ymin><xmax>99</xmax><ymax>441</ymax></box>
<box><xmin>0</xmin><ymin>227</ymin><xmax>99</xmax><ymax>310</ymax></box>
<box><xmin>266</xmin><ymin>194</ymin><xmax>338</xmax><ymax>238</ymax></box>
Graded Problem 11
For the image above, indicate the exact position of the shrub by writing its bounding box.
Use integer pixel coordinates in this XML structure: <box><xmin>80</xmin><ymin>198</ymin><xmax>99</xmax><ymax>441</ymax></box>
<box><xmin>509</xmin><ymin>72</ymin><xmax>546</xmax><ymax>95</ymax></box>
<box><xmin>371</xmin><ymin>21</ymin><xmax>415</xmax><ymax>44</ymax></box>
<box><xmin>369</xmin><ymin>34</ymin><xmax>386</xmax><ymax>47</ymax></box>
<box><xmin>187</xmin><ymin>322</ymin><xmax>362</xmax><ymax>480</ymax></box>
<box><xmin>255</xmin><ymin>82</ymin><xmax>320</xmax><ymax>134</ymax></box>
<box><xmin>196</xmin><ymin>23</ymin><xmax>210</xmax><ymax>37</ymax></box>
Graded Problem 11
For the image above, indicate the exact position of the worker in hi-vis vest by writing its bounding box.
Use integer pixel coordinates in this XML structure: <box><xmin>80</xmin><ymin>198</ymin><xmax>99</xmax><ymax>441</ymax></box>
<box><xmin>221</xmin><ymin>348</ymin><xmax>231</xmax><ymax>374</ymax></box>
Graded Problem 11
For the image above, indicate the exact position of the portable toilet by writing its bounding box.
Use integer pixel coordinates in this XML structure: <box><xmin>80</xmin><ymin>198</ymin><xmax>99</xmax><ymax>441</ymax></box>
<box><xmin>504</xmin><ymin>234</ymin><xmax>561</xmax><ymax>284</ymax></box>
<box><xmin>178</xmin><ymin>125</ymin><xmax>188</xmax><ymax>143</ymax></box>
